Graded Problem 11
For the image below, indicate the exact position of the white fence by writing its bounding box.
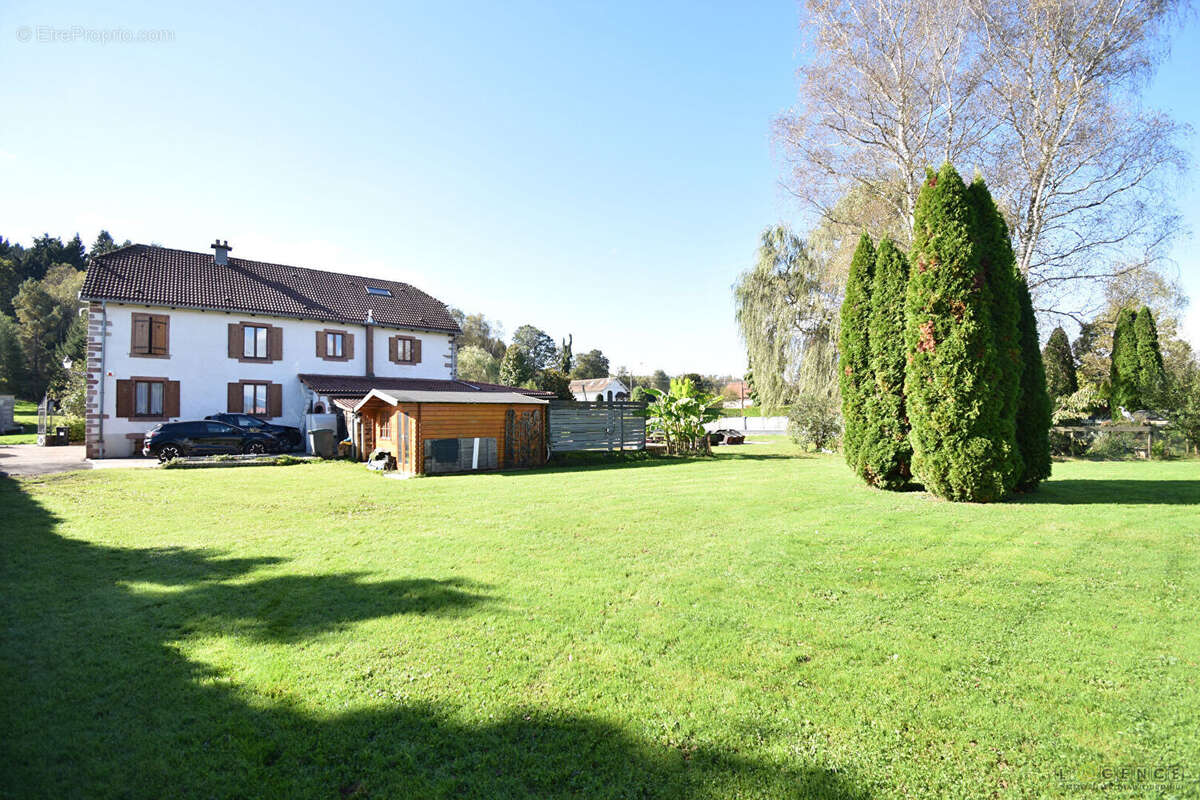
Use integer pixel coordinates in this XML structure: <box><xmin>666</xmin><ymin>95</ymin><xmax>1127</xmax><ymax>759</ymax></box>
<box><xmin>704</xmin><ymin>416</ymin><xmax>788</xmax><ymax>435</ymax></box>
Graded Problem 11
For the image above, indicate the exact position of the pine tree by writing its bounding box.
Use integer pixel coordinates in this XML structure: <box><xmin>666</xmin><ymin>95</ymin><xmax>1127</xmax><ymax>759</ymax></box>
<box><xmin>967</xmin><ymin>176</ymin><xmax>1023</xmax><ymax>490</ymax></box>
<box><xmin>498</xmin><ymin>343</ymin><xmax>533</xmax><ymax>387</ymax></box>
<box><xmin>859</xmin><ymin>237</ymin><xmax>911</xmax><ymax>489</ymax></box>
<box><xmin>1042</xmin><ymin>327</ymin><xmax>1077</xmax><ymax>399</ymax></box>
<box><xmin>838</xmin><ymin>233</ymin><xmax>875</xmax><ymax>474</ymax></box>
<box><xmin>1133</xmin><ymin>305</ymin><xmax>1166</xmax><ymax>410</ymax></box>
<box><xmin>1110</xmin><ymin>307</ymin><xmax>1140</xmax><ymax>414</ymax></box>
<box><xmin>1014</xmin><ymin>275</ymin><xmax>1052</xmax><ymax>490</ymax></box>
<box><xmin>904</xmin><ymin>164</ymin><xmax>1013</xmax><ymax>502</ymax></box>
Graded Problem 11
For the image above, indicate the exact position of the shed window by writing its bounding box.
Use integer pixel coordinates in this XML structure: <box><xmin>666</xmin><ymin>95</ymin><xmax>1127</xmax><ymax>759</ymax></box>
<box><xmin>243</xmin><ymin>383</ymin><xmax>268</xmax><ymax>416</ymax></box>
<box><xmin>135</xmin><ymin>380</ymin><xmax>164</xmax><ymax>417</ymax></box>
<box><xmin>379</xmin><ymin>416</ymin><xmax>391</xmax><ymax>438</ymax></box>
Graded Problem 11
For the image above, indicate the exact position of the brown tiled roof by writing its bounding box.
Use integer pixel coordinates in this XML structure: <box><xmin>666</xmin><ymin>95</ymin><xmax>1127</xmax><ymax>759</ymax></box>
<box><xmin>81</xmin><ymin>244</ymin><xmax>461</xmax><ymax>333</ymax></box>
<box><xmin>298</xmin><ymin>374</ymin><xmax>555</xmax><ymax>399</ymax></box>
<box><xmin>569</xmin><ymin>377</ymin><xmax>621</xmax><ymax>392</ymax></box>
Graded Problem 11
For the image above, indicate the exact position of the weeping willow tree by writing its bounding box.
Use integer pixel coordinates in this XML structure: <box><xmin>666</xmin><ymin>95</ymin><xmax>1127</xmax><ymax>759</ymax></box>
<box><xmin>734</xmin><ymin>225</ymin><xmax>841</xmax><ymax>413</ymax></box>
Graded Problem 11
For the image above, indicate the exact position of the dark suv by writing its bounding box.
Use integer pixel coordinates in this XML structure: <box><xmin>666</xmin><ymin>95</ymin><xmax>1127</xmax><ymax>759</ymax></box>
<box><xmin>143</xmin><ymin>420</ymin><xmax>279</xmax><ymax>461</ymax></box>
<box><xmin>204</xmin><ymin>413</ymin><xmax>303</xmax><ymax>452</ymax></box>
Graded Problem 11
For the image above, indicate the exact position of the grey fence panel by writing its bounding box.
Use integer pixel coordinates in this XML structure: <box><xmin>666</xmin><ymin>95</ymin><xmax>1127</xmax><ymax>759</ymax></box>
<box><xmin>548</xmin><ymin>401</ymin><xmax>646</xmax><ymax>452</ymax></box>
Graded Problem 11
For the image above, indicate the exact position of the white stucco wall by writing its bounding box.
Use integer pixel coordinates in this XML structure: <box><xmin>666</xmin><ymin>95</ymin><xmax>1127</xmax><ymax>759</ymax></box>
<box><xmin>572</xmin><ymin>378</ymin><xmax>629</xmax><ymax>401</ymax></box>
<box><xmin>88</xmin><ymin>303</ymin><xmax>455</xmax><ymax>457</ymax></box>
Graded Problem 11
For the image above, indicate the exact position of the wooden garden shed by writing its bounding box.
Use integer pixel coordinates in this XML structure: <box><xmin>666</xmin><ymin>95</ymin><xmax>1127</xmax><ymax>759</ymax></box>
<box><xmin>353</xmin><ymin>388</ymin><xmax>549</xmax><ymax>475</ymax></box>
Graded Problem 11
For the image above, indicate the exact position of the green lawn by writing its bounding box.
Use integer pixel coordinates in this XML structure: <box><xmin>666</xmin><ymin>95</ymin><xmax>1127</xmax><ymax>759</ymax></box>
<box><xmin>2</xmin><ymin>444</ymin><xmax>1198</xmax><ymax>798</ymax></box>
<box><xmin>0</xmin><ymin>399</ymin><xmax>39</xmax><ymax>444</ymax></box>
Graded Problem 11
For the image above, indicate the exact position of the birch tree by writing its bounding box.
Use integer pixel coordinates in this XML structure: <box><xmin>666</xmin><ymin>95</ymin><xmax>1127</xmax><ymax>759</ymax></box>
<box><xmin>778</xmin><ymin>0</ymin><xmax>1187</xmax><ymax>316</ymax></box>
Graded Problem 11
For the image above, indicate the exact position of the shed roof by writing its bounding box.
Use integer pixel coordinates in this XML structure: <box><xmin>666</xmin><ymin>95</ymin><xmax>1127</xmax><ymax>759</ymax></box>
<box><xmin>353</xmin><ymin>388</ymin><xmax>548</xmax><ymax>411</ymax></box>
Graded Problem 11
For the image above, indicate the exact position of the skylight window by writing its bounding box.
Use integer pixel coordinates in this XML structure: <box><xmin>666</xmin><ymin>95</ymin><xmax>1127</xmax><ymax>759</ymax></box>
<box><xmin>365</xmin><ymin>286</ymin><xmax>392</xmax><ymax>297</ymax></box>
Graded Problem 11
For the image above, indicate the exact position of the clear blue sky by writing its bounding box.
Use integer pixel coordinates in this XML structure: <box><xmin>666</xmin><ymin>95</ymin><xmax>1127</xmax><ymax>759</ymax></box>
<box><xmin>1</xmin><ymin>1</ymin><xmax>1196</xmax><ymax>375</ymax></box>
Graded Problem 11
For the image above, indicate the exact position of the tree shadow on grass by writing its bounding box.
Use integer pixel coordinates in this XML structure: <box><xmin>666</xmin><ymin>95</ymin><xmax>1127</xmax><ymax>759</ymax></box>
<box><xmin>0</xmin><ymin>476</ymin><xmax>867</xmax><ymax>799</ymax></box>
<box><xmin>1011</xmin><ymin>479</ymin><xmax>1200</xmax><ymax>505</ymax></box>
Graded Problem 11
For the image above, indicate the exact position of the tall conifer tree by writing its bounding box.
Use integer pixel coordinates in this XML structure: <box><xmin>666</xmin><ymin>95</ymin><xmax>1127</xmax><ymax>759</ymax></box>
<box><xmin>904</xmin><ymin>164</ymin><xmax>1013</xmax><ymax>502</ymax></box>
<box><xmin>1133</xmin><ymin>306</ymin><xmax>1166</xmax><ymax>409</ymax></box>
<box><xmin>859</xmin><ymin>237</ymin><xmax>911</xmax><ymax>489</ymax></box>
<box><xmin>1042</xmin><ymin>327</ymin><xmax>1077</xmax><ymax>399</ymax></box>
<box><xmin>1110</xmin><ymin>308</ymin><xmax>1140</xmax><ymax>414</ymax></box>
<box><xmin>838</xmin><ymin>233</ymin><xmax>875</xmax><ymax>472</ymax></box>
<box><xmin>967</xmin><ymin>177</ymin><xmax>1023</xmax><ymax>489</ymax></box>
<box><xmin>1014</xmin><ymin>275</ymin><xmax>1052</xmax><ymax>489</ymax></box>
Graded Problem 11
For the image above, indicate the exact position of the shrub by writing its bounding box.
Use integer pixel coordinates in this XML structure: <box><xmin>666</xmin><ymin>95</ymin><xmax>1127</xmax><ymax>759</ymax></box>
<box><xmin>838</xmin><ymin>233</ymin><xmax>875</xmax><ymax>472</ymax></box>
<box><xmin>858</xmin><ymin>237</ymin><xmax>911</xmax><ymax>489</ymax></box>
<box><xmin>904</xmin><ymin>164</ymin><xmax>1014</xmax><ymax>502</ymax></box>
<box><xmin>1087</xmin><ymin>431</ymin><xmax>1140</xmax><ymax>460</ymax></box>
<box><xmin>643</xmin><ymin>378</ymin><xmax>723</xmax><ymax>455</ymax></box>
<box><xmin>787</xmin><ymin>394</ymin><xmax>840</xmax><ymax>452</ymax></box>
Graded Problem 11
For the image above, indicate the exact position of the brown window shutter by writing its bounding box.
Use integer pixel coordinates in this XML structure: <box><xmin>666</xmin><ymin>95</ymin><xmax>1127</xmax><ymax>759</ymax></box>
<box><xmin>164</xmin><ymin>380</ymin><xmax>181</xmax><ymax>417</ymax></box>
<box><xmin>389</xmin><ymin>336</ymin><xmax>398</xmax><ymax>363</ymax></box>
<box><xmin>132</xmin><ymin>314</ymin><xmax>150</xmax><ymax>354</ymax></box>
<box><xmin>268</xmin><ymin>326</ymin><xmax>283</xmax><ymax>361</ymax></box>
<box><xmin>115</xmin><ymin>379</ymin><xmax>133</xmax><ymax>418</ymax></box>
<box><xmin>151</xmin><ymin>315</ymin><xmax>169</xmax><ymax>355</ymax></box>
<box><xmin>315</xmin><ymin>330</ymin><xmax>326</xmax><ymax>358</ymax></box>
<box><xmin>344</xmin><ymin>333</ymin><xmax>354</xmax><ymax>360</ymax></box>
<box><xmin>228</xmin><ymin>323</ymin><xmax>241</xmax><ymax>359</ymax></box>
<box><xmin>267</xmin><ymin>383</ymin><xmax>282</xmax><ymax>418</ymax></box>
<box><xmin>413</xmin><ymin>338</ymin><xmax>422</xmax><ymax>364</ymax></box>
<box><xmin>227</xmin><ymin>382</ymin><xmax>243</xmax><ymax>413</ymax></box>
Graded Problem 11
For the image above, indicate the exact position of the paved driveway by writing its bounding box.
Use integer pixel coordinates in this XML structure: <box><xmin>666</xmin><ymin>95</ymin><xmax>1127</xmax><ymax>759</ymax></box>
<box><xmin>0</xmin><ymin>445</ymin><xmax>90</xmax><ymax>477</ymax></box>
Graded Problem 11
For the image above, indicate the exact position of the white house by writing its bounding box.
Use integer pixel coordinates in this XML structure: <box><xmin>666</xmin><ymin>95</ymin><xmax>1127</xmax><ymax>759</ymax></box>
<box><xmin>80</xmin><ymin>240</ymin><xmax>549</xmax><ymax>458</ymax></box>
<box><xmin>569</xmin><ymin>377</ymin><xmax>629</xmax><ymax>402</ymax></box>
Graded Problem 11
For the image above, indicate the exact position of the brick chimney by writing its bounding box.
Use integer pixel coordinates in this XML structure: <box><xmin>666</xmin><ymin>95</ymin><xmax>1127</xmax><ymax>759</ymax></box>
<box><xmin>210</xmin><ymin>239</ymin><xmax>232</xmax><ymax>265</ymax></box>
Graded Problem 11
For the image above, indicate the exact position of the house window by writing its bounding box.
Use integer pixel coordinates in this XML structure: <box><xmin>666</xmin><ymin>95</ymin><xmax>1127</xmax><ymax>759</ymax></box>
<box><xmin>398</xmin><ymin>338</ymin><xmax>413</xmax><ymax>362</ymax></box>
<box><xmin>326</xmin><ymin>332</ymin><xmax>344</xmax><ymax>358</ymax></box>
<box><xmin>135</xmin><ymin>380</ymin><xmax>164</xmax><ymax>417</ymax></box>
<box><xmin>366</xmin><ymin>286</ymin><xmax>392</xmax><ymax>297</ymax></box>
<box><xmin>243</xmin><ymin>325</ymin><xmax>268</xmax><ymax>359</ymax></box>
<box><xmin>243</xmin><ymin>382</ymin><xmax>269</xmax><ymax>416</ymax></box>
<box><xmin>389</xmin><ymin>335</ymin><xmax>421</xmax><ymax>364</ymax></box>
<box><xmin>131</xmin><ymin>313</ymin><xmax>170</xmax><ymax>357</ymax></box>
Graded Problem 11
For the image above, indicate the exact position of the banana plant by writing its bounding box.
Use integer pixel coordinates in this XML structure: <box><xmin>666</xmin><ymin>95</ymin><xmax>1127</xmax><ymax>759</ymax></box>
<box><xmin>643</xmin><ymin>378</ymin><xmax>724</xmax><ymax>455</ymax></box>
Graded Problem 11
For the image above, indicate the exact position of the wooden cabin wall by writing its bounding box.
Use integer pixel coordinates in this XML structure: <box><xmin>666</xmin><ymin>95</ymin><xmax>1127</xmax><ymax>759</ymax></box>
<box><xmin>415</xmin><ymin>403</ymin><xmax>546</xmax><ymax>473</ymax></box>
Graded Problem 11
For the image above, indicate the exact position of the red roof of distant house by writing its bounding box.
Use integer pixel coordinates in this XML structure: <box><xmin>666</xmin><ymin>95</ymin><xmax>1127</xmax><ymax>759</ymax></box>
<box><xmin>298</xmin><ymin>374</ymin><xmax>555</xmax><ymax>400</ymax></box>
<box><xmin>81</xmin><ymin>244</ymin><xmax>461</xmax><ymax>333</ymax></box>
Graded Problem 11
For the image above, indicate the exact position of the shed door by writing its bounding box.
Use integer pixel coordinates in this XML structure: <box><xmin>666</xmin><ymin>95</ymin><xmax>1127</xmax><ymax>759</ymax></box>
<box><xmin>504</xmin><ymin>408</ymin><xmax>544</xmax><ymax>468</ymax></box>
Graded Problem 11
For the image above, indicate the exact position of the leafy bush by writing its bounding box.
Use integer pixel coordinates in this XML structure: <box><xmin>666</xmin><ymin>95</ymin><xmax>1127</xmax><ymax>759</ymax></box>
<box><xmin>643</xmin><ymin>378</ymin><xmax>723</xmax><ymax>455</ymax></box>
<box><xmin>62</xmin><ymin>415</ymin><xmax>85</xmax><ymax>442</ymax></box>
<box><xmin>1087</xmin><ymin>431</ymin><xmax>1140</xmax><ymax>460</ymax></box>
<box><xmin>787</xmin><ymin>394</ymin><xmax>840</xmax><ymax>452</ymax></box>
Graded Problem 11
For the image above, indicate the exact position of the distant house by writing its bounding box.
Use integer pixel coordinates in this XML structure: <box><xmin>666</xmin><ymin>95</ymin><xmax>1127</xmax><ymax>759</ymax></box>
<box><xmin>722</xmin><ymin>380</ymin><xmax>753</xmax><ymax>409</ymax></box>
<box><xmin>569</xmin><ymin>377</ymin><xmax>629</xmax><ymax>402</ymax></box>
